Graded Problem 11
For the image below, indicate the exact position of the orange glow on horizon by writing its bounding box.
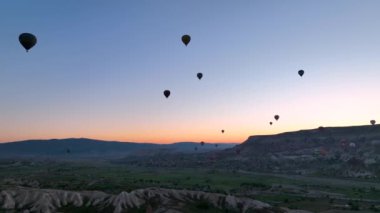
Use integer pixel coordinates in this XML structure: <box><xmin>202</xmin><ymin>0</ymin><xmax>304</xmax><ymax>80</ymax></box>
<box><xmin>0</xmin><ymin>120</ymin><xmax>374</xmax><ymax>144</ymax></box>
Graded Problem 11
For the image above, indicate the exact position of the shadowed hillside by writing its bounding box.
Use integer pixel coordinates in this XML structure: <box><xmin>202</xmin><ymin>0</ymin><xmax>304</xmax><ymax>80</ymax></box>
<box><xmin>217</xmin><ymin>125</ymin><xmax>380</xmax><ymax>177</ymax></box>
<box><xmin>235</xmin><ymin>125</ymin><xmax>380</xmax><ymax>155</ymax></box>
<box><xmin>121</xmin><ymin>125</ymin><xmax>380</xmax><ymax>179</ymax></box>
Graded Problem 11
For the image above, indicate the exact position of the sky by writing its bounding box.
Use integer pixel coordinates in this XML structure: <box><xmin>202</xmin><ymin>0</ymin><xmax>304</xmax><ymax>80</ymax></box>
<box><xmin>0</xmin><ymin>0</ymin><xmax>379</xmax><ymax>143</ymax></box>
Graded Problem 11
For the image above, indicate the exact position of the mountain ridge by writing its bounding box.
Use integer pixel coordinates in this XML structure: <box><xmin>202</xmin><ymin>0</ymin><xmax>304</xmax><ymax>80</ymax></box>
<box><xmin>217</xmin><ymin>124</ymin><xmax>380</xmax><ymax>177</ymax></box>
<box><xmin>1</xmin><ymin>137</ymin><xmax>235</xmax><ymax>145</ymax></box>
<box><xmin>244</xmin><ymin>124</ymin><xmax>379</xmax><ymax>141</ymax></box>
<box><xmin>0</xmin><ymin>138</ymin><xmax>237</xmax><ymax>159</ymax></box>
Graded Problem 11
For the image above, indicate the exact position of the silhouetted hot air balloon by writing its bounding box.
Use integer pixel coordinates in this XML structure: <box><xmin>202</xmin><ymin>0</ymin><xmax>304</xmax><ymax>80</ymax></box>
<box><xmin>274</xmin><ymin>115</ymin><xmax>280</xmax><ymax>121</ymax></box>
<box><xmin>197</xmin><ymin>73</ymin><xmax>203</xmax><ymax>80</ymax></box>
<box><xmin>163</xmin><ymin>90</ymin><xmax>170</xmax><ymax>98</ymax></box>
<box><xmin>221</xmin><ymin>129</ymin><xmax>225</xmax><ymax>133</ymax></box>
<box><xmin>270</xmin><ymin>122</ymin><xmax>273</xmax><ymax>125</ymax></box>
<box><xmin>215</xmin><ymin>144</ymin><xmax>218</xmax><ymax>148</ymax></box>
<box><xmin>194</xmin><ymin>147</ymin><xmax>198</xmax><ymax>151</ymax></box>
<box><xmin>370</xmin><ymin>120</ymin><xmax>376</xmax><ymax>126</ymax></box>
<box><xmin>298</xmin><ymin>70</ymin><xmax>304</xmax><ymax>77</ymax></box>
<box><xmin>182</xmin><ymin>35</ymin><xmax>191</xmax><ymax>46</ymax></box>
<box><xmin>19</xmin><ymin>33</ymin><xmax>37</xmax><ymax>52</ymax></box>
<box><xmin>200</xmin><ymin>141</ymin><xmax>205</xmax><ymax>146</ymax></box>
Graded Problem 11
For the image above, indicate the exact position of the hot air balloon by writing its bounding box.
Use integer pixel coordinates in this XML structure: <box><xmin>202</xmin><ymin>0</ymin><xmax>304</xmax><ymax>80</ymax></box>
<box><xmin>215</xmin><ymin>144</ymin><xmax>218</xmax><ymax>148</ymax></box>
<box><xmin>181</xmin><ymin>35</ymin><xmax>191</xmax><ymax>46</ymax></box>
<box><xmin>370</xmin><ymin>120</ymin><xmax>376</xmax><ymax>126</ymax></box>
<box><xmin>66</xmin><ymin>149</ymin><xmax>71</xmax><ymax>154</ymax></box>
<box><xmin>200</xmin><ymin>141</ymin><xmax>205</xmax><ymax>146</ymax></box>
<box><xmin>194</xmin><ymin>147</ymin><xmax>198</xmax><ymax>151</ymax></box>
<box><xmin>163</xmin><ymin>90</ymin><xmax>170</xmax><ymax>98</ymax></box>
<box><xmin>19</xmin><ymin>33</ymin><xmax>37</xmax><ymax>52</ymax></box>
<box><xmin>270</xmin><ymin>122</ymin><xmax>273</xmax><ymax>125</ymax></box>
<box><xmin>197</xmin><ymin>73</ymin><xmax>203</xmax><ymax>80</ymax></box>
<box><xmin>298</xmin><ymin>70</ymin><xmax>304</xmax><ymax>77</ymax></box>
<box><xmin>274</xmin><ymin>115</ymin><xmax>280</xmax><ymax>121</ymax></box>
<box><xmin>221</xmin><ymin>130</ymin><xmax>225</xmax><ymax>133</ymax></box>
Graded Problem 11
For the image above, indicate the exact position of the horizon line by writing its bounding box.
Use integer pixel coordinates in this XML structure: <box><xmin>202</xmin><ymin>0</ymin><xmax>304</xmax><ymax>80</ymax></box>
<box><xmin>1</xmin><ymin>123</ymin><xmax>377</xmax><ymax>144</ymax></box>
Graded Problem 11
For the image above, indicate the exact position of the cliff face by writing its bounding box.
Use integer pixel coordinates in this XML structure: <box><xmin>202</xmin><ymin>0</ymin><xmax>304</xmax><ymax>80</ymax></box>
<box><xmin>239</xmin><ymin>125</ymin><xmax>380</xmax><ymax>154</ymax></box>
<box><xmin>115</xmin><ymin>125</ymin><xmax>380</xmax><ymax>178</ymax></box>
<box><xmin>0</xmin><ymin>187</ymin><xmax>274</xmax><ymax>213</ymax></box>
<box><xmin>213</xmin><ymin>125</ymin><xmax>380</xmax><ymax>177</ymax></box>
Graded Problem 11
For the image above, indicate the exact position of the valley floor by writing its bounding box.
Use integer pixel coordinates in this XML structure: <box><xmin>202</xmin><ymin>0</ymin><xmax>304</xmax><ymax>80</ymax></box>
<box><xmin>0</xmin><ymin>160</ymin><xmax>380</xmax><ymax>212</ymax></box>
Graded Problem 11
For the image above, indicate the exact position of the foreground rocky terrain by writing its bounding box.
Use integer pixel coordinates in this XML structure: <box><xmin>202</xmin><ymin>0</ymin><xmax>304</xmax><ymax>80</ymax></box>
<box><xmin>0</xmin><ymin>187</ymin><xmax>306</xmax><ymax>213</ymax></box>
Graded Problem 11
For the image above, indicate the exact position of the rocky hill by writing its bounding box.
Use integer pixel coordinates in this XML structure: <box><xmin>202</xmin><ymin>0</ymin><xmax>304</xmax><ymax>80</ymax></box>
<box><xmin>123</xmin><ymin>125</ymin><xmax>380</xmax><ymax>179</ymax></box>
<box><xmin>0</xmin><ymin>187</ymin><xmax>302</xmax><ymax>213</ymax></box>
<box><xmin>221</xmin><ymin>125</ymin><xmax>380</xmax><ymax>177</ymax></box>
<box><xmin>238</xmin><ymin>125</ymin><xmax>380</xmax><ymax>155</ymax></box>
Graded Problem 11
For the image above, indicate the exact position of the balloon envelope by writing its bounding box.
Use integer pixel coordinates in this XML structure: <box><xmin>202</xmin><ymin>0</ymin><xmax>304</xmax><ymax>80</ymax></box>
<box><xmin>370</xmin><ymin>120</ymin><xmax>376</xmax><ymax>125</ymax></box>
<box><xmin>274</xmin><ymin>115</ymin><xmax>280</xmax><ymax>121</ymax></box>
<box><xmin>182</xmin><ymin>35</ymin><xmax>191</xmax><ymax>46</ymax></box>
<box><xmin>270</xmin><ymin>122</ymin><xmax>273</xmax><ymax>125</ymax></box>
<box><xmin>163</xmin><ymin>90</ymin><xmax>170</xmax><ymax>98</ymax></box>
<box><xmin>200</xmin><ymin>141</ymin><xmax>205</xmax><ymax>146</ymax></box>
<box><xmin>298</xmin><ymin>70</ymin><xmax>304</xmax><ymax>77</ymax></box>
<box><xmin>19</xmin><ymin>33</ymin><xmax>37</xmax><ymax>52</ymax></box>
<box><xmin>221</xmin><ymin>130</ymin><xmax>225</xmax><ymax>133</ymax></box>
<box><xmin>197</xmin><ymin>73</ymin><xmax>203</xmax><ymax>80</ymax></box>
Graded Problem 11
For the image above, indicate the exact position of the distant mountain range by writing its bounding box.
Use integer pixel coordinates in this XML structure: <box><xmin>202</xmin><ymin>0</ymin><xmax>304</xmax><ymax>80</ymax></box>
<box><xmin>0</xmin><ymin>138</ymin><xmax>237</xmax><ymax>159</ymax></box>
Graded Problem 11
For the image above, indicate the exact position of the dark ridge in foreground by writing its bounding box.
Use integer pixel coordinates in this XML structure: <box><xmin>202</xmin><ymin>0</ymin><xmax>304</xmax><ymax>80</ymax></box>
<box><xmin>0</xmin><ymin>187</ymin><xmax>302</xmax><ymax>213</ymax></box>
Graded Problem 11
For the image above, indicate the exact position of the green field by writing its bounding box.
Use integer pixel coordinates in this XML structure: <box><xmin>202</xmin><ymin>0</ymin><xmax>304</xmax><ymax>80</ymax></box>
<box><xmin>1</xmin><ymin>160</ymin><xmax>380</xmax><ymax>212</ymax></box>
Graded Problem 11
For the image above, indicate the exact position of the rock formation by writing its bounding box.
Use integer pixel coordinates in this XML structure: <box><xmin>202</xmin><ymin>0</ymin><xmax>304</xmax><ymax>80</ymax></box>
<box><xmin>0</xmin><ymin>187</ymin><xmax>277</xmax><ymax>213</ymax></box>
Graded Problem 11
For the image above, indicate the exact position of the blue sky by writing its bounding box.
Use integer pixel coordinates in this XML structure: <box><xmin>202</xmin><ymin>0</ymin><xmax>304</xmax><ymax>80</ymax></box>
<box><xmin>0</xmin><ymin>0</ymin><xmax>379</xmax><ymax>143</ymax></box>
